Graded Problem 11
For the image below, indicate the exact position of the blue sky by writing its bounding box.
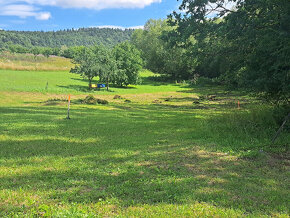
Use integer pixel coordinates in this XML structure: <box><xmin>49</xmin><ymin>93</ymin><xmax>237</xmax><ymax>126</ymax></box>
<box><xmin>0</xmin><ymin>0</ymin><xmax>180</xmax><ymax>31</ymax></box>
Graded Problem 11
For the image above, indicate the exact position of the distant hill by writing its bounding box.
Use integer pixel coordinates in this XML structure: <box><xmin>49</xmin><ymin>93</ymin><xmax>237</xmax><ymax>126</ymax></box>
<box><xmin>0</xmin><ymin>28</ymin><xmax>134</xmax><ymax>49</ymax></box>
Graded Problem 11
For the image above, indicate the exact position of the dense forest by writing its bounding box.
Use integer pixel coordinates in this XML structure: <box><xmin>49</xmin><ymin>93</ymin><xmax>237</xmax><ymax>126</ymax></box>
<box><xmin>0</xmin><ymin>27</ymin><xmax>134</xmax><ymax>49</ymax></box>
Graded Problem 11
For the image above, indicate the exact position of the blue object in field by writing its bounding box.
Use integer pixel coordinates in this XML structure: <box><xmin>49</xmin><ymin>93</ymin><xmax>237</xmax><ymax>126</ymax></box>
<box><xmin>97</xmin><ymin>84</ymin><xmax>106</xmax><ymax>88</ymax></box>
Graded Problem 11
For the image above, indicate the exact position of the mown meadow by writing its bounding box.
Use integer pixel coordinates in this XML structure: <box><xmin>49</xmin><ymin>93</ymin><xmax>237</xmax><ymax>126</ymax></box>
<box><xmin>0</xmin><ymin>56</ymin><xmax>289</xmax><ymax>217</ymax></box>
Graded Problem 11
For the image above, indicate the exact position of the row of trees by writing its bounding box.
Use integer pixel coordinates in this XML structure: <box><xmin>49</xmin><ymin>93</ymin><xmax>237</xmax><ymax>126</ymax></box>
<box><xmin>70</xmin><ymin>42</ymin><xmax>143</xmax><ymax>90</ymax></box>
<box><xmin>132</xmin><ymin>0</ymin><xmax>290</xmax><ymax>103</ymax></box>
<box><xmin>132</xmin><ymin>20</ymin><xmax>195</xmax><ymax>81</ymax></box>
<box><xmin>3</xmin><ymin>44</ymin><xmax>87</xmax><ymax>59</ymax></box>
<box><xmin>0</xmin><ymin>27</ymin><xmax>133</xmax><ymax>51</ymax></box>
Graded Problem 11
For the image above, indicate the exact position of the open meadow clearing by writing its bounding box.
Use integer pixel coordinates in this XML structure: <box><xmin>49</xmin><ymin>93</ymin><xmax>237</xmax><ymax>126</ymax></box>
<box><xmin>1</xmin><ymin>0</ymin><xmax>289</xmax><ymax>216</ymax></box>
<box><xmin>0</xmin><ymin>64</ymin><xmax>289</xmax><ymax>217</ymax></box>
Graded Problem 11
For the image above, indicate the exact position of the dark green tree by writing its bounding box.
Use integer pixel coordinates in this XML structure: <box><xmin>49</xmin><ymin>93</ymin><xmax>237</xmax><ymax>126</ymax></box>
<box><xmin>31</xmin><ymin>47</ymin><xmax>40</xmax><ymax>59</ymax></box>
<box><xmin>132</xmin><ymin>19</ymin><xmax>195</xmax><ymax>80</ymax></box>
<box><xmin>70</xmin><ymin>45</ymin><xmax>117</xmax><ymax>90</ymax></box>
<box><xmin>169</xmin><ymin>0</ymin><xmax>290</xmax><ymax>102</ymax></box>
<box><xmin>70</xmin><ymin>46</ymin><xmax>100</xmax><ymax>89</ymax></box>
<box><xmin>42</xmin><ymin>48</ymin><xmax>52</xmax><ymax>58</ymax></box>
<box><xmin>113</xmin><ymin>42</ymin><xmax>143</xmax><ymax>86</ymax></box>
<box><xmin>97</xmin><ymin>47</ymin><xmax>118</xmax><ymax>91</ymax></box>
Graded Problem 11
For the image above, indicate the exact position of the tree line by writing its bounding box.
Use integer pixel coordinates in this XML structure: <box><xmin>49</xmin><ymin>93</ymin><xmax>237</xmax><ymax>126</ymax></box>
<box><xmin>132</xmin><ymin>0</ymin><xmax>290</xmax><ymax>104</ymax></box>
<box><xmin>70</xmin><ymin>42</ymin><xmax>143</xmax><ymax>90</ymax></box>
<box><xmin>0</xmin><ymin>27</ymin><xmax>134</xmax><ymax>51</ymax></box>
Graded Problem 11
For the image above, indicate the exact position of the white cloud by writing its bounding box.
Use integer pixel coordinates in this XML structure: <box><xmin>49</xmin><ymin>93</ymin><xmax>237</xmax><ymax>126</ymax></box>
<box><xmin>0</xmin><ymin>3</ymin><xmax>51</xmax><ymax>20</ymax></box>
<box><xmin>91</xmin><ymin>25</ymin><xmax>144</xmax><ymax>30</ymax></box>
<box><xmin>0</xmin><ymin>0</ymin><xmax>161</xmax><ymax>21</ymax></box>
<box><xmin>127</xmin><ymin>25</ymin><xmax>144</xmax><ymax>29</ymax></box>
<box><xmin>36</xmin><ymin>12</ymin><xmax>51</xmax><ymax>20</ymax></box>
<box><xmin>0</xmin><ymin>0</ymin><xmax>162</xmax><ymax>10</ymax></box>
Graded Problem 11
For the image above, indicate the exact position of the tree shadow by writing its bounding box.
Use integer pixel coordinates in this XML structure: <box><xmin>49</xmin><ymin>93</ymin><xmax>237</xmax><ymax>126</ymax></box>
<box><xmin>110</xmin><ymin>84</ymin><xmax>137</xmax><ymax>89</ymax></box>
<box><xmin>0</xmin><ymin>104</ymin><xmax>288</xmax><ymax>215</ymax></box>
<box><xmin>57</xmin><ymin>85</ymin><xmax>90</xmax><ymax>92</ymax></box>
<box><xmin>141</xmin><ymin>75</ymin><xmax>179</xmax><ymax>86</ymax></box>
<box><xmin>178</xmin><ymin>84</ymin><xmax>249</xmax><ymax>98</ymax></box>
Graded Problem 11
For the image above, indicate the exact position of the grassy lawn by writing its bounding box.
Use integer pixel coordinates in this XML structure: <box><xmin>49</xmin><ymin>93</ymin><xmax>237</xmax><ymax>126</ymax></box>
<box><xmin>0</xmin><ymin>69</ymin><xmax>187</xmax><ymax>94</ymax></box>
<box><xmin>0</xmin><ymin>69</ymin><xmax>289</xmax><ymax>217</ymax></box>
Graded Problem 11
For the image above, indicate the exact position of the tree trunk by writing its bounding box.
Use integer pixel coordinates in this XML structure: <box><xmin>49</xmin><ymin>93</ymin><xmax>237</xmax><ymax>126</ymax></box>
<box><xmin>272</xmin><ymin>113</ymin><xmax>290</xmax><ymax>144</ymax></box>
<box><xmin>88</xmin><ymin>78</ymin><xmax>92</xmax><ymax>90</ymax></box>
<box><xmin>106</xmin><ymin>78</ymin><xmax>109</xmax><ymax>91</ymax></box>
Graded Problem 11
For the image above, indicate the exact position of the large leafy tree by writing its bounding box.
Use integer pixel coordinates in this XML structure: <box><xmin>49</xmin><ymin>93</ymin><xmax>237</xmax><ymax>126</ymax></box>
<box><xmin>98</xmin><ymin>48</ymin><xmax>118</xmax><ymax>91</ymax></box>
<box><xmin>70</xmin><ymin>45</ymin><xmax>118</xmax><ymax>90</ymax></box>
<box><xmin>132</xmin><ymin>19</ymin><xmax>195</xmax><ymax>80</ymax></box>
<box><xmin>70</xmin><ymin>46</ymin><xmax>98</xmax><ymax>89</ymax></box>
<box><xmin>169</xmin><ymin>0</ymin><xmax>290</xmax><ymax>102</ymax></box>
<box><xmin>113</xmin><ymin>42</ymin><xmax>143</xmax><ymax>86</ymax></box>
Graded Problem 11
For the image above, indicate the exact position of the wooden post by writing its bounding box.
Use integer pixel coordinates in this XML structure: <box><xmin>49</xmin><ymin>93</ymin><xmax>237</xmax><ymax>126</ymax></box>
<box><xmin>272</xmin><ymin>113</ymin><xmax>290</xmax><ymax>144</ymax></box>
<box><xmin>67</xmin><ymin>95</ymin><xmax>71</xmax><ymax>119</ymax></box>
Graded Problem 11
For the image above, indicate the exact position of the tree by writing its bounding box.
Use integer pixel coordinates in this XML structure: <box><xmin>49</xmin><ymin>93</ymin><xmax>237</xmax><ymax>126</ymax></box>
<box><xmin>70</xmin><ymin>46</ymin><xmax>100</xmax><ymax>89</ymax></box>
<box><xmin>132</xmin><ymin>19</ymin><xmax>195</xmax><ymax>80</ymax></box>
<box><xmin>31</xmin><ymin>47</ymin><xmax>40</xmax><ymax>59</ymax></box>
<box><xmin>42</xmin><ymin>48</ymin><xmax>52</xmax><ymax>58</ymax></box>
<box><xmin>113</xmin><ymin>42</ymin><xmax>143</xmax><ymax>86</ymax></box>
<box><xmin>97</xmin><ymin>47</ymin><xmax>118</xmax><ymax>91</ymax></box>
<box><xmin>169</xmin><ymin>0</ymin><xmax>290</xmax><ymax>102</ymax></box>
<box><xmin>70</xmin><ymin>45</ymin><xmax>117</xmax><ymax>90</ymax></box>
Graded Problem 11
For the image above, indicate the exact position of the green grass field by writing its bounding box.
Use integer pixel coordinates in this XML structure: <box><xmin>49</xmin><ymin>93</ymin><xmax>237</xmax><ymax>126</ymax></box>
<box><xmin>0</xmin><ymin>66</ymin><xmax>289</xmax><ymax>217</ymax></box>
<box><xmin>0</xmin><ymin>69</ymin><xmax>188</xmax><ymax>95</ymax></box>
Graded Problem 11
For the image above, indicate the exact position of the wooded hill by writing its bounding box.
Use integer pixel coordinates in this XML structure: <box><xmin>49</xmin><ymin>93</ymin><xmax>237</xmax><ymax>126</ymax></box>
<box><xmin>0</xmin><ymin>28</ymin><xmax>134</xmax><ymax>49</ymax></box>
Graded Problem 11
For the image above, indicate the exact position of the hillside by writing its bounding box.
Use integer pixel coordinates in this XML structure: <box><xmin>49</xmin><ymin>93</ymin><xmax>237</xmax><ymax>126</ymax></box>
<box><xmin>0</xmin><ymin>28</ymin><xmax>134</xmax><ymax>49</ymax></box>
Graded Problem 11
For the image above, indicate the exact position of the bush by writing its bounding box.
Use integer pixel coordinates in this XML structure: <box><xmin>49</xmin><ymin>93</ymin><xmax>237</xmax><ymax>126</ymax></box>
<box><xmin>97</xmin><ymin>99</ymin><xmax>109</xmax><ymax>105</ymax></box>
<box><xmin>83</xmin><ymin>95</ymin><xmax>109</xmax><ymax>105</ymax></box>
<box><xmin>113</xmin><ymin>95</ymin><xmax>123</xmax><ymax>99</ymax></box>
<box><xmin>83</xmin><ymin>95</ymin><xmax>97</xmax><ymax>104</ymax></box>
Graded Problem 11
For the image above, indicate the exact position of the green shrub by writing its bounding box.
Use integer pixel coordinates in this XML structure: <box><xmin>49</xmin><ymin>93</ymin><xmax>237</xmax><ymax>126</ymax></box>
<box><xmin>97</xmin><ymin>99</ymin><xmax>109</xmax><ymax>105</ymax></box>
<box><xmin>82</xmin><ymin>95</ymin><xmax>109</xmax><ymax>105</ymax></box>
<box><xmin>83</xmin><ymin>95</ymin><xmax>97</xmax><ymax>105</ymax></box>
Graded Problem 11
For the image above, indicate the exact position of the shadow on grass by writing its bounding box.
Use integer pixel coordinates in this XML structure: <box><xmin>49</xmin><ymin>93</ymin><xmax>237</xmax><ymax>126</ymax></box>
<box><xmin>57</xmin><ymin>85</ymin><xmax>91</xmax><ymax>92</ymax></box>
<box><xmin>0</xmin><ymin>104</ymin><xmax>289</xmax><ymax>215</ymax></box>
<box><xmin>57</xmin><ymin>85</ymin><xmax>116</xmax><ymax>93</ymax></box>
<box><xmin>69</xmin><ymin>78</ymin><xmax>137</xmax><ymax>90</ymax></box>
<box><xmin>141</xmin><ymin>75</ymin><xmax>179</xmax><ymax>86</ymax></box>
<box><xmin>178</xmin><ymin>84</ymin><xmax>249</xmax><ymax>97</ymax></box>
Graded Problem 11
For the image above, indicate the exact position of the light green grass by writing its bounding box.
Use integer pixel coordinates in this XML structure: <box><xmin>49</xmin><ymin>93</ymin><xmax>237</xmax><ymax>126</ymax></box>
<box><xmin>0</xmin><ymin>69</ymin><xmax>190</xmax><ymax>94</ymax></box>
<box><xmin>0</xmin><ymin>69</ymin><xmax>289</xmax><ymax>217</ymax></box>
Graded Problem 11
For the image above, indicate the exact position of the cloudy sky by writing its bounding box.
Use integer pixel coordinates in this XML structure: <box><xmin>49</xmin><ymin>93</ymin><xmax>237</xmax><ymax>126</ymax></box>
<box><xmin>0</xmin><ymin>0</ymin><xmax>179</xmax><ymax>31</ymax></box>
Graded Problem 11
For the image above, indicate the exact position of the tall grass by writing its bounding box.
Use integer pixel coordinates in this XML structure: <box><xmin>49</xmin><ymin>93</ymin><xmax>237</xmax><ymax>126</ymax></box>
<box><xmin>0</xmin><ymin>52</ymin><xmax>73</xmax><ymax>71</ymax></box>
